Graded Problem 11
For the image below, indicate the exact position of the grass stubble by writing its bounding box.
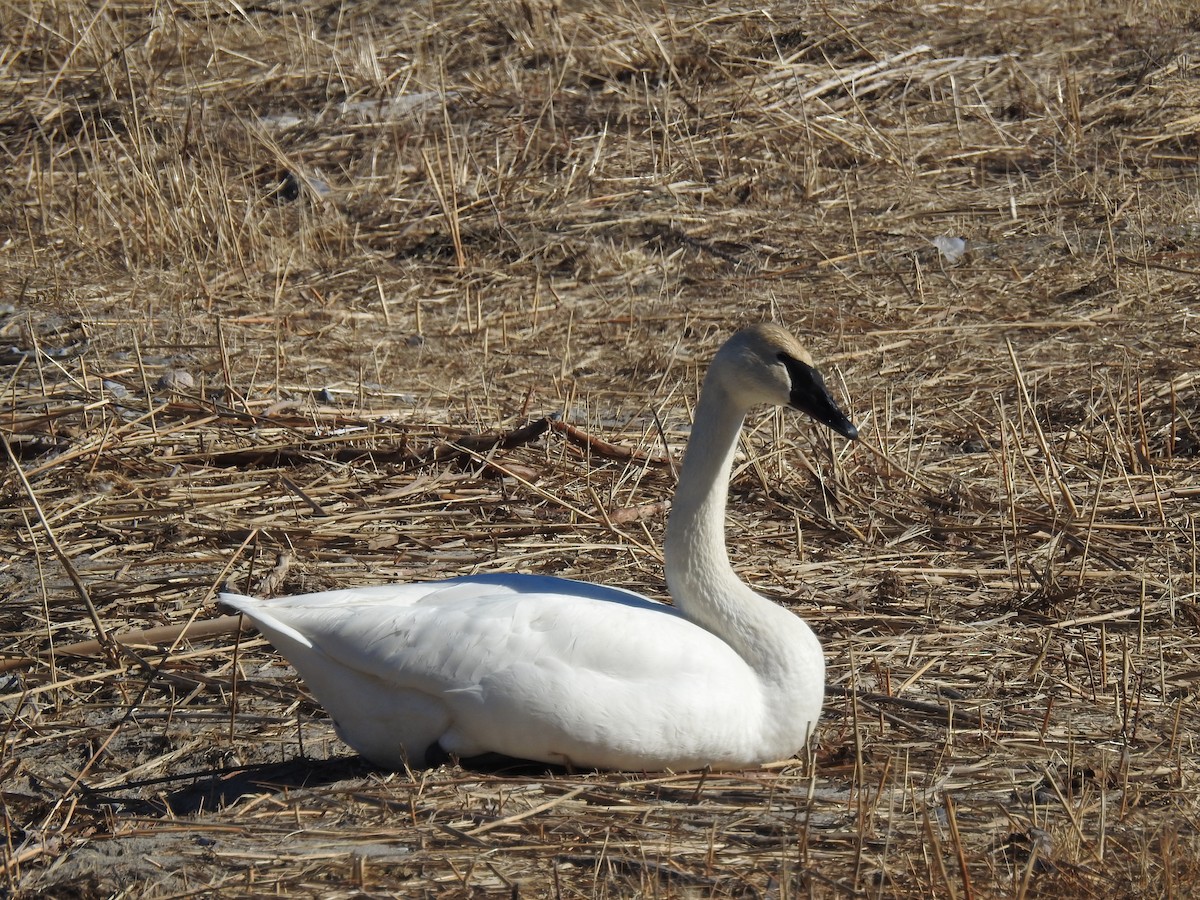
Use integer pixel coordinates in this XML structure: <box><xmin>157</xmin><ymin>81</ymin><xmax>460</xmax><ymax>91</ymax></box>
<box><xmin>1</xmin><ymin>0</ymin><xmax>1199</xmax><ymax>896</ymax></box>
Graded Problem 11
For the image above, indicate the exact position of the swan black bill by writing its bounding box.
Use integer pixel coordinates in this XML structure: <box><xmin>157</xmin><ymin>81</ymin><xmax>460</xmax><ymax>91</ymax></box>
<box><xmin>780</xmin><ymin>353</ymin><xmax>859</xmax><ymax>440</ymax></box>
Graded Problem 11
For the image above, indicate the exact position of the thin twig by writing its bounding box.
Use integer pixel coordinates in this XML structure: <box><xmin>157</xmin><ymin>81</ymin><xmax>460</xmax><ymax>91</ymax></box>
<box><xmin>2</xmin><ymin>434</ymin><xmax>112</xmax><ymax>657</ymax></box>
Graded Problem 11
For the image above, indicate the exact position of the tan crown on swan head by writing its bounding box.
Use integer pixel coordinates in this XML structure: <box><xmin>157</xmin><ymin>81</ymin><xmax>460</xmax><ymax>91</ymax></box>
<box><xmin>709</xmin><ymin>323</ymin><xmax>858</xmax><ymax>440</ymax></box>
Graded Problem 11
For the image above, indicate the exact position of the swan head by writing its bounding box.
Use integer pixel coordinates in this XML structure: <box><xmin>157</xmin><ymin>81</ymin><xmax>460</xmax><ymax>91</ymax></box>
<box><xmin>712</xmin><ymin>323</ymin><xmax>859</xmax><ymax>440</ymax></box>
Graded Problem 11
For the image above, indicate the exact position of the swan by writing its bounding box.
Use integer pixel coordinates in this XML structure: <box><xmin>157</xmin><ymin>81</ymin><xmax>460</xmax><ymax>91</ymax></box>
<box><xmin>220</xmin><ymin>324</ymin><xmax>858</xmax><ymax>771</ymax></box>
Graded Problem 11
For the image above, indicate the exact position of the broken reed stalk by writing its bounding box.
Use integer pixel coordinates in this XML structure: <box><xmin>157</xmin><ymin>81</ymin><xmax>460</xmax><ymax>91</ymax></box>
<box><xmin>421</xmin><ymin>143</ymin><xmax>466</xmax><ymax>271</ymax></box>
<box><xmin>943</xmin><ymin>793</ymin><xmax>974</xmax><ymax>900</ymax></box>
<box><xmin>1006</xmin><ymin>339</ymin><xmax>1079</xmax><ymax>518</ymax></box>
<box><xmin>2</xmin><ymin>434</ymin><xmax>112</xmax><ymax>657</ymax></box>
<box><xmin>923</xmin><ymin>807</ymin><xmax>957</xmax><ymax>900</ymax></box>
<box><xmin>229</xmin><ymin>613</ymin><xmax>244</xmax><ymax>746</ymax></box>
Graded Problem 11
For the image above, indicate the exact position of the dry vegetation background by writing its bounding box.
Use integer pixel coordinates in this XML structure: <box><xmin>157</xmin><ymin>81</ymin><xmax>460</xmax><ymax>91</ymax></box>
<box><xmin>2</xmin><ymin>0</ymin><xmax>1199</xmax><ymax>896</ymax></box>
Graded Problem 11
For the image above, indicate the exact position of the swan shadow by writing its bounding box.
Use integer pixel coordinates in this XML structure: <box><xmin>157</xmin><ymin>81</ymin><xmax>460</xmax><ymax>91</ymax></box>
<box><xmin>80</xmin><ymin>756</ymin><xmax>375</xmax><ymax>817</ymax></box>
<box><xmin>427</xmin><ymin>746</ymin><xmax>572</xmax><ymax>778</ymax></box>
<box><xmin>86</xmin><ymin>752</ymin><xmax>569</xmax><ymax>818</ymax></box>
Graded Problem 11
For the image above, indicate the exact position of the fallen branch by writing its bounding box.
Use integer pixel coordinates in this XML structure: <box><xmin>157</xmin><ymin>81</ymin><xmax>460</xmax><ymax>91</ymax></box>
<box><xmin>0</xmin><ymin>616</ymin><xmax>252</xmax><ymax>674</ymax></box>
<box><xmin>550</xmin><ymin>419</ymin><xmax>671</xmax><ymax>467</ymax></box>
<box><xmin>187</xmin><ymin>417</ymin><xmax>553</xmax><ymax>469</ymax></box>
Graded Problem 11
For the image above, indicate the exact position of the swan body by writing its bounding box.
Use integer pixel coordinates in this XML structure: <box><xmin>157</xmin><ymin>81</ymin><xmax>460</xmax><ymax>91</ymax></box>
<box><xmin>221</xmin><ymin>324</ymin><xmax>858</xmax><ymax>771</ymax></box>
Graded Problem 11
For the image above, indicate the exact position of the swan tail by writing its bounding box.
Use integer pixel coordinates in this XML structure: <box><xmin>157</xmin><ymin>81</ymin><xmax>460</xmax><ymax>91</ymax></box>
<box><xmin>219</xmin><ymin>592</ymin><xmax>315</xmax><ymax>650</ymax></box>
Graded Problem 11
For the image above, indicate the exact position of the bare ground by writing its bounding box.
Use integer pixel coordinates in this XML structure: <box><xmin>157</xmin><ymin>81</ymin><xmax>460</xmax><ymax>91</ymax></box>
<box><xmin>2</xmin><ymin>0</ymin><xmax>1199</xmax><ymax>896</ymax></box>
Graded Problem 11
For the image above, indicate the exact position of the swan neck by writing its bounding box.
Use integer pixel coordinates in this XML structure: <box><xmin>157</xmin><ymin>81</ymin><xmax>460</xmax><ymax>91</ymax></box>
<box><xmin>667</xmin><ymin>385</ymin><xmax>740</xmax><ymax>550</ymax></box>
<box><xmin>664</xmin><ymin>377</ymin><xmax>749</xmax><ymax>618</ymax></box>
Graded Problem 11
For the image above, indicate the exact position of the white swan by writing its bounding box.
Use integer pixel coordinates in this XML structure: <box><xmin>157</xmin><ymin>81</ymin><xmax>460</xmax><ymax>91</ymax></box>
<box><xmin>221</xmin><ymin>324</ymin><xmax>858</xmax><ymax>771</ymax></box>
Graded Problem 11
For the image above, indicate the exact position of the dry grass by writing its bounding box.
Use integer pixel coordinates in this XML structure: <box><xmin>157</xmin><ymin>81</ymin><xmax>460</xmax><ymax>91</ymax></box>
<box><xmin>2</xmin><ymin>0</ymin><xmax>1199</xmax><ymax>896</ymax></box>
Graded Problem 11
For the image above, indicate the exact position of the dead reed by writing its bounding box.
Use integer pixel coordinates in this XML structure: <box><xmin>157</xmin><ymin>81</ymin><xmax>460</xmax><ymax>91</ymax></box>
<box><xmin>2</xmin><ymin>0</ymin><xmax>1199</xmax><ymax>896</ymax></box>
